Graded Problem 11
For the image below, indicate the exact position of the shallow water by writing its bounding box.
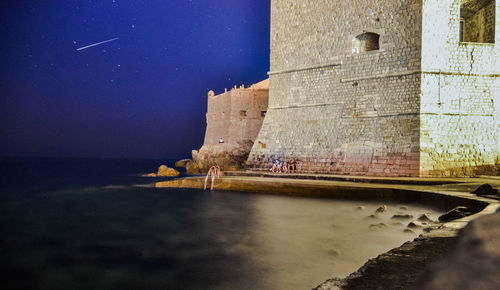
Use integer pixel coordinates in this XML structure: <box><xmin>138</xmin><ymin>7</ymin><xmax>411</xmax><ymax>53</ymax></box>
<box><xmin>0</xmin><ymin>158</ymin><xmax>442</xmax><ymax>290</ymax></box>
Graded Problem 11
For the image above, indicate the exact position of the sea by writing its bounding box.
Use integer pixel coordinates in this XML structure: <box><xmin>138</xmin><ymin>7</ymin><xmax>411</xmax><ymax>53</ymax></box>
<box><xmin>0</xmin><ymin>157</ymin><xmax>443</xmax><ymax>290</ymax></box>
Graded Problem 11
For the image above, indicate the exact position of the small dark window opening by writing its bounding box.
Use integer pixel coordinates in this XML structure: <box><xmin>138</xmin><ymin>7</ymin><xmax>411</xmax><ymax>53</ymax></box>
<box><xmin>240</xmin><ymin>110</ymin><xmax>247</xmax><ymax>117</ymax></box>
<box><xmin>352</xmin><ymin>32</ymin><xmax>380</xmax><ymax>54</ymax></box>
<box><xmin>460</xmin><ymin>0</ymin><xmax>495</xmax><ymax>43</ymax></box>
<box><xmin>460</xmin><ymin>19</ymin><xmax>465</xmax><ymax>42</ymax></box>
<box><xmin>261</xmin><ymin>111</ymin><xmax>267</xmax><ymax>117</ymax></box>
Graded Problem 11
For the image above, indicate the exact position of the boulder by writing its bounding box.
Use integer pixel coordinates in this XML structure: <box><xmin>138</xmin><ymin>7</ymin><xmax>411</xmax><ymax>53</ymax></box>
<box><xmin>175</xmin><ymin>159</ymin><xmax>191</xmax><ymax>168</ymax></box>
<box><xmin>192</xmin><ymin>143</ymin><xmax>251</xmax><ymax>173</ymax></box>
<box><xmin>438</xmin><ymin>206</ymin><xmax>472</xmax><ymax>222</ymax></box>
<box><xmin>375</xmin><ymin>205</ymin><xmax>387</xmax><ymax>213</ymax></box>
<box><xmin>471</xmin><ymin>184</ymin><xmax>499</xmax><ymax>196</ymax></box>
<box><xmin>407</xmin><ymin>221</ymin><xmax>427</xmax><ymax>229</ymax></box>
<box><xmin>357</xmin><ymin>206</ymin><xmax>366</xmax><ymax>210</ymax></box>
<box><xmin>392</xmin><ymin>214</ymin><xmax>414</xmax><ymax>220</ymax></box>
<box><xmin>157</xmin><ymin>165</ymin><xmax>180</xmax><ymax>177</ymax></box>
<box><xmin>185</xmin><ymin>160</ymin><xmax>201</xmax><ymax>174</ymax></box>
<box><xmin>418</xmin><ymin>213</ymin><xmax>435</xmax><ymax>223</ymax></box>
<box><xmin>369</xmin><ymin>223</ymin><xmax>388</xmax><ymax>231</ymax></box>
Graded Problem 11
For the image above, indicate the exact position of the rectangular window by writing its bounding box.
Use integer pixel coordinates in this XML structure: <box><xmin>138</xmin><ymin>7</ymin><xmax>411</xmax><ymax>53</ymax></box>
<box><xmin>460</xmin><ymin>0</ymin><xmax>496</xmax><ymax>43</ymax></box>
<box><xmin>460</xmin><ymin>19</ymin><xmax>465</xmax><ymax>42</ymax></box>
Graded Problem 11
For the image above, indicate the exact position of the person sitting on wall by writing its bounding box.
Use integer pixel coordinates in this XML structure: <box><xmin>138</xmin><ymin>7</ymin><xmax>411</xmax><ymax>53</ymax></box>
<box><xmin>288</xmin><ymin>159</ymin><xmax>296</xmax><ymax>174</ymax></box>
<box><xmin>219</xmin><ymin>137</ymin><xmax>224</xmax><ymax>143</ymax></box>
<box><xmin>271</xmin><ymin>159</ymin><xmax>279</xmax><ymax>172</ymax></box>
<box><xmin>282</xmin><ymin>161</ymin><xmax>288</xmax><ymax>173</ymax></box>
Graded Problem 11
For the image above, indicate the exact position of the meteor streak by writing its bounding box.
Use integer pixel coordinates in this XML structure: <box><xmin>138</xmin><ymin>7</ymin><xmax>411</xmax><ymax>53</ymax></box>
<box><xmin>76</xmin><ymin>37</ymin><xmax>120</xmax><ymax>51</ymax></box>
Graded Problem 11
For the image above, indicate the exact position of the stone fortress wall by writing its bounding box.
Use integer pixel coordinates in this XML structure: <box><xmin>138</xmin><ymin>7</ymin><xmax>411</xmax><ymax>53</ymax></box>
<box><xmin>420</xmin><ymin>0</ymin><xmax>499</xmax><ymax>176</ymax></box>
<box><xmin>191</xmin><ymin>80</ymin><xmax>269</xmax><ymax>172</ymax></box>
<box><xmin>246</xmin><ymin>0</ymin><xmax>499</xmax><ymax>177</ymax></box>
<box><xmin>203</xmin><ymin>79</ymin><xmax>269</xmax><ymax>151</ymax></box>
<box><xmin>247</xmin><ymin>0</ymin><xmax>424</xmax><ymax>176</ymax></box>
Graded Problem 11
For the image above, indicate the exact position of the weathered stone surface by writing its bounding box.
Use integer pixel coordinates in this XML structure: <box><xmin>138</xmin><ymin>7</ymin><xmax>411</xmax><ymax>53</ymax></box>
<box><xmin>175</xmin><ymin>159</ymin><xmax>191</xmax><ymax>168</ymax></box>
<box><xmin>185</xmin><ymin>160</ymin><xmax>200</xmax><ymax>174</ymax></box>
<box><xmin>472</xmin><ymin>184</ymin><xmax>499</xmax><ymax>196</ymax></box>
<box><xmin>157</xmin><ymin>165</ymin><xmax>180</xmax><ymax>177</ymax></box>
<box><xmin>245</xmin><ymin>0</ymin><xmax>499</xmax><ymax>177</ymax></box>
<box><xmin>191</xmin><ymin>80</ymin><xmax>269</xmax><ymax>173</ymax></box>
<box><xmin>438</xmin><ymin>206</ymin><xmax>472</xmax><ymax>222</ymax></box>
<box><xmin>415</xmin><ymin>210</ymin><xmax>500</xmax><ymax>290</ymax></box>
<box><xmin>193</xmin><ymin>144</ymin><xmax>252</xmax><ymax>173</ymax></box>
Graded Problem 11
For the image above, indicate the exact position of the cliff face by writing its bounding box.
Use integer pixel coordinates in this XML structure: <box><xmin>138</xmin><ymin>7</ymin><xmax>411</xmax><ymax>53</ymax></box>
<box><xmin>192</xmin><ymin>79</ymin><xmax>269</xmax><ymax>172</ymax></box>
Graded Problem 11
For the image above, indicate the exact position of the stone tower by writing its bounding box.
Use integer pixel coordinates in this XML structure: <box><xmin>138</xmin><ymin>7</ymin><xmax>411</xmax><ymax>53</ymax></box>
<box><xmin>246</xmin><ymin>0</ymin><xmax>499</xmax><ymax>177</ymax></box>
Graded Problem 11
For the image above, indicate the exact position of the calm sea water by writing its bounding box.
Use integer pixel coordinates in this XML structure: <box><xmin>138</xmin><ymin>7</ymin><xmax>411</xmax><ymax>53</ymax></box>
<box><xmin>0</xmin><ymin>157</ymin><xmax>442</xmax><ymax>290</ymax></box>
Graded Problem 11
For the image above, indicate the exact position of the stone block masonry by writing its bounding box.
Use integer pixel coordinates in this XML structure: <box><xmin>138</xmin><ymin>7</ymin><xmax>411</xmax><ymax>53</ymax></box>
<box><xmin>246</xmin><ymin>0</ymin><xmax>499</xmax><ymax>177</ymax></box>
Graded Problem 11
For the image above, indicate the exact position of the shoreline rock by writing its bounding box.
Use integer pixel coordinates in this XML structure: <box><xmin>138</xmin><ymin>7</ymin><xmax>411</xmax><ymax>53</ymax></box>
<box><xmin>157</xmin><ymin>165</ymin><xmax>180</xmax><ymax>177</ymax></box>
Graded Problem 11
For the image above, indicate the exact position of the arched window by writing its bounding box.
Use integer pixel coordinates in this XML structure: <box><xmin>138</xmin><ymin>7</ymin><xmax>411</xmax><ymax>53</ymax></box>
<box><xmin>352</xmin><ymin>32</ymin><xmax>380</xmax><ymax>54</ymax></box>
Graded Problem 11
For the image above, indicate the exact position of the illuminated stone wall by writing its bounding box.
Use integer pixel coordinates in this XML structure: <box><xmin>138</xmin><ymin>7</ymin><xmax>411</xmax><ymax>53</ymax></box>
<box><xmin>420</xmin><ymin>0</ymin><xmax>499</xmax><ymax>176</ymax></box>
<box><xmin>247</xmin><ymin>0</ymin><xmax>423</xmax><ymax>176</ymax></box>
<box><xmin>203</xmin><ymin>80</ymin><xmax>269</xmax><ymax>150</ymax></box>
<box><xmin>246</xmin><ymin>0</ymin><xmax>499</xmax><ymax>177</ymax></box>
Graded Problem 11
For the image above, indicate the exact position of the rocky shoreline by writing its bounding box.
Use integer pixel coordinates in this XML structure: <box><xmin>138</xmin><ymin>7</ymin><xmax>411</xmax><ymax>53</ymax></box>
<box><xmin>315</xmin><ymin>229</ymin><xmax>457</xmax><ymax>290</ymax></box>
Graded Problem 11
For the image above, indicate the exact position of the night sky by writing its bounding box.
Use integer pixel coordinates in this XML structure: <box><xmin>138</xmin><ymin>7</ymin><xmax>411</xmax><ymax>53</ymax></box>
<box><xmin>0</xmin><ymin>0</ymin><xmax>270</xmax><ymax>160</ymax></box>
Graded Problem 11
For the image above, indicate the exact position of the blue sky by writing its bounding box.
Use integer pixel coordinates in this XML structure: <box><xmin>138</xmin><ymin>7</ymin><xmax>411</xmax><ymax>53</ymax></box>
<box><xmin>0</xmin><ymin>0</ymin><xmax>270</xmax><ymax>159</ymax></box>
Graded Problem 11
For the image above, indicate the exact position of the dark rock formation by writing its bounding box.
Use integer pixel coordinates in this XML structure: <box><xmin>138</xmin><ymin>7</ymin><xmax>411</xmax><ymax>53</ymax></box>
<box><xmin>392</xmin><ymin>214</ymin><xmax>414</xmax><ymax>220</ymax></box>
<box><xmin>314</xmin><ymin>233</ymin><xmax>456</xmax><ymax>290</ymax></box>
<box><xmin>438</xmin><ymin>206</ymin><xmax>472</xmax><ymax>222</ymax></box>
<box><xmin>471</xmin><ymin>184</ymin><xmax>499</xmax><ymax>196</ymax></box>
<box><xmin>375</xmin><ymin>205</ymin><xmax>387</xmax><ymax>213</ymax></box>
<box><xmin>418</xmin><ymin>213</ymin><xmax>435</xmax><ymax>223</ymax></box>
<box><xmin>415</xmin><ymin>210</ymin><xmax>500</xmax><ymax>290</ymax></box>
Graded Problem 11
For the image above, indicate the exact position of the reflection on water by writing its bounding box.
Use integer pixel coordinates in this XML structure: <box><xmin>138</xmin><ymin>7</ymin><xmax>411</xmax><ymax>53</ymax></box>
<box><xmin>0</xmin><ymin>158</ymin><xmax>443</xmax><ymax>290</ymax></box>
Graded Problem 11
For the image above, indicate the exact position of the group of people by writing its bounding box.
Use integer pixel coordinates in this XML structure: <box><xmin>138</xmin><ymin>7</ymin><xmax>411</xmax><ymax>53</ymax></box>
<box><xmin>270</xmin><ymin>159</ymin><xmax>296</xmax><ymax>173</ymax></box>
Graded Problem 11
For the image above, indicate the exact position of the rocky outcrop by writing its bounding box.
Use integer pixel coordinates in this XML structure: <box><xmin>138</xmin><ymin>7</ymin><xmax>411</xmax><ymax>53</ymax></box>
<box><xmin>157</xmin><ymin>165</ymin><xmax>180</xmax><ymax>177</ymax></box>
<box><xmin>314</xmin><ymin>231</ymin><xmax>455</xmax><ymax>290</ymax></box>
<box><xmin>175</xmin><ymin>159</ymin><xmax>191</xmax><ymax>168</ymax></box>
<box><xmin>192</xmin><ymin>141</ymin><xmax>253</xmax><ymax>173</ymax></box>
<box><xmin>438</xmin><ymin>206</ymin><xmax>472</xmax><ymax>222</ymax></box>
<box><xmin>471</xmin><ymin>184</ymin><xmax>499</xmax><ymax>197</ymax></box>
<box><xmin>175</xmin><ymin>159</ymin><xmax>200</xmax><ymax>174</ymax></box>
<box><xmin>415</xmin><ymin>210</ymin><xmax>500</xmax><ymax>290</ymax></box>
